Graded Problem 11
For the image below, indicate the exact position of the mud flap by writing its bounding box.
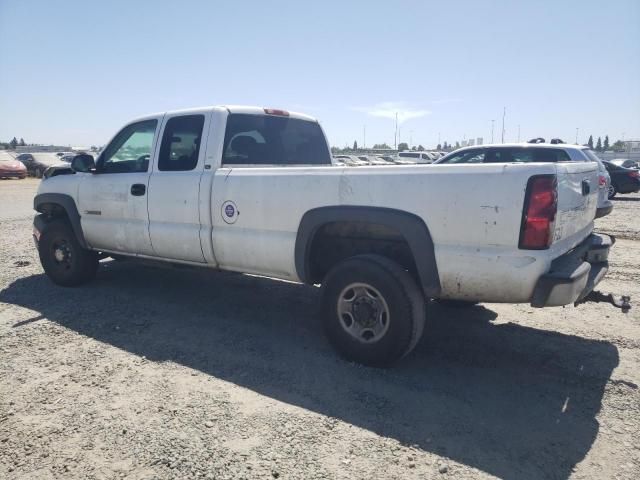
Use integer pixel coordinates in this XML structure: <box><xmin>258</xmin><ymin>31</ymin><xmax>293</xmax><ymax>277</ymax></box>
<box><xmin>575</xmin><ymin>290</ymin><xmax>631</xmax><ymax>313</ymax></box>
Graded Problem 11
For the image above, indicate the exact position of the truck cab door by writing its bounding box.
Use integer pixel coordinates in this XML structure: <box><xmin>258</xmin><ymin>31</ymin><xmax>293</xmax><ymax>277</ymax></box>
<box><xmin>77</xmin><ymin>117</ymin><xmax>161</xmax><ymax>255</ymax></box>
<box><xmin>146</xmin><ymin>112</ymin><xmax>210</xmax><ymax>263</ymax></box>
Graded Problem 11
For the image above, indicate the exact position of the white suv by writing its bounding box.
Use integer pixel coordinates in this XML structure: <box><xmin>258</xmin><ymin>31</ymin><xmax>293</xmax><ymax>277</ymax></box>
<box><xmin>435</xmin><ymin>143</ymin><xmax>613</xmax><ymax>218</ymax></box>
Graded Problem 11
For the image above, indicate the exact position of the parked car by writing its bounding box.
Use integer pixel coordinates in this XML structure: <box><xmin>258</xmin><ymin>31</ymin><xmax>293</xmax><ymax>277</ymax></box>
<box><xmin>581</xmin><ymin>150</ymin><xmax>614</xmax><ymax>217</ymax></box>
<box><xmin>33</xmin><ymin>105</ymin><xmax>618</xmax><ymax>366</ymax></box>
<box><xmin>397</xmin><ymin>151</ymin><xmax>433</xmax><ymax>163</ymax></box>
<box><xmin>357</xmin><ymin>155</ymin><xmax>391</xmax><ymax>165</ymax></box>
<box><xmin>435</xmin><ymin>143</ymin><xmax>614</xmax><ymax>218</ymax></box>
<box><xmin>15</xmin><ymin>153</ymin><xmax>63</xmax><ymax>177</ymax></box>
<box><xmin>602</xmin><ymin>160</ymin><xmax>640</xmax><ymax>199</ymax></box>
<box><xmin>610</xmin><ymin>158</ymin><xmax>639</xmax><ymax>170</ymax></box>
<box><xmin>332</xmin><ymin>155</ymin><xmax>368</xmax><ymax>166</ymax></box>
<box><xmin>0</xmin><ymin>151</ymin><xmax>28</xmax><ymax>179</ymax></box>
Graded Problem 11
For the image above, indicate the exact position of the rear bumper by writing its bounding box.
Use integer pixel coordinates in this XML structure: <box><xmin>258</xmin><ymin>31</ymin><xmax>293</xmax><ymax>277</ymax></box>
<box><xmin>530</xmin><ymin>233</ymin><xmax>613</xmax><ymax>307</ymax></box>
<box><xmin>595</xmin><ymin>202</ymin><xmax>614</xmax><ymax>218</ymax></box>
<box><xmin>0</xmin><ymin>170</ymin><xmax>27</xmax><ymax>178</ymax></box>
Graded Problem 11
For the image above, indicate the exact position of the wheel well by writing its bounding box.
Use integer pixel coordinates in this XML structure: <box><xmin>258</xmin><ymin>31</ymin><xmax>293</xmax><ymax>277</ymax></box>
<box><xmin>37</xmin><ymin>202</ymin><xmax>70</xmax><ymax>221</ymax></box>
<box><xmin>307</xmin><ymin>221</ymin><xmax>419</xmax><ymax>286</ymax></box>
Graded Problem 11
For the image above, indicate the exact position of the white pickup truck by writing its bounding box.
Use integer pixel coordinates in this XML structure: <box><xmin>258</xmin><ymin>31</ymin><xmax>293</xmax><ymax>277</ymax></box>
<box><xmin>33</xmin><ymin>106</ymin><xmax>620</xmax><ymax>366</ymax></box>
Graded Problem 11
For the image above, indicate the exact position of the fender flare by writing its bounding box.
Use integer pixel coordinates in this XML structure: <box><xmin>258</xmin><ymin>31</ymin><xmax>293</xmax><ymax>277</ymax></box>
<box><xmin>34</xmin><ymin>193</ymin><xmax>88</xmax><ymax>249</ymax></box>
<box><xmin>295</xmin><ymin>206</ymin><xmax>441</xmax><ymax>297</ymax></box>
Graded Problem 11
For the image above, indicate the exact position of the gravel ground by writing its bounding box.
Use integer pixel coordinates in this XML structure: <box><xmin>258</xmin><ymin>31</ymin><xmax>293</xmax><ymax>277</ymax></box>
<box><xmin>1</xmin><ymin>178</ymin><xmax>639</xmax><ymax>480</ymax></box>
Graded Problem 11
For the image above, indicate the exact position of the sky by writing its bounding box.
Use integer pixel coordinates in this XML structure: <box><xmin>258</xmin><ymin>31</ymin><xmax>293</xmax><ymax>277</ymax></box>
<box><xmin>1</xmin><ymin>0</ymin><xmax>639</xmax><ymax>149</ymax></box>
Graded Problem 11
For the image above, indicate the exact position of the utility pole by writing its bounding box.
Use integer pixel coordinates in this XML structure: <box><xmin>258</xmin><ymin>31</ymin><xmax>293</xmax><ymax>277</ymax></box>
<box><xmin>394</xmin><ymin>112</ymin><xmax>398</xmax><ymax>150</ymax></box>
<box><xmin>517</xmin><ymin>124</ymin><xmax>521</xmax><ymax>142</ymax></box>
<box><xmin>491</xmin><ymin>120</ymin><xmax>495</xmax><ymax>143</ymax></box>
<box><xmin>410</xmin><ymin>130</ymin><xmax>413</xmax><ymax>148</ymax></box>
<box><xmin>575</xmin><ymin>128</ymin><xmax>579</xmax><ymax>145</ymax></box>
<box><xmin>363</xmin><ymin>125</ymin><xmax>366</xmax><ymax>149</ymax></box>
<box><xmin>501</xmin><ymin>107</ymin><xmax>506</xmax><ymax>144</ymax></box>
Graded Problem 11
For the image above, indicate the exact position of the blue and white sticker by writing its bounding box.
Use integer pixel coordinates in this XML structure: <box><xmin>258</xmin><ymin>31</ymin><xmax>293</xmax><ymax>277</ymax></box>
<box><xmin>221</xmin><ymin>200</ymin><xmax>239</xmax><ymax>224</ymax></box>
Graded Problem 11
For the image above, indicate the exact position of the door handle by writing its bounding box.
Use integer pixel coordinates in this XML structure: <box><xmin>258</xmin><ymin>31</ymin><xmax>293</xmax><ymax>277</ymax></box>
<box><xmin>131</xmin><ymin>184</ymin><xmax>146</xmax><ymax>196</ymax></box>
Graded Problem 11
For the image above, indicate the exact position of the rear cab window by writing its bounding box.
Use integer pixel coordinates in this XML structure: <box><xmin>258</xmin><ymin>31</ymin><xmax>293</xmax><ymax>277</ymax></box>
<box><xmin>222</xmin><ymin>114</ymin><xmax>331</xmax><ymax>166</ymax></box>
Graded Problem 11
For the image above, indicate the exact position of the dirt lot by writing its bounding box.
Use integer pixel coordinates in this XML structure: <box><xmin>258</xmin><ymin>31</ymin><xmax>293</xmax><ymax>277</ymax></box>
<box><xmin>1</xmin><ymin>178</ymin><xmax>639</xmax><ymax>480</ymax></box>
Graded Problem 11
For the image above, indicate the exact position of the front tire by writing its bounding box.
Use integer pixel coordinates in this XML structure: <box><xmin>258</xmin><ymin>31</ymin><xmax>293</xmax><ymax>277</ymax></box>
<box><xmin>38</xmin><ymin>220</ymin><xmax>98</xmax><ymax>286</ymax></box>
<box><xmin>321</xmin><ymin>255</ymin><xmax>426</xmax><ymax>367</ymax></box>
<box><xmin>608</xmin><ymin>184</ymin><xmax>617</xmax><ymax>199</ymax></box>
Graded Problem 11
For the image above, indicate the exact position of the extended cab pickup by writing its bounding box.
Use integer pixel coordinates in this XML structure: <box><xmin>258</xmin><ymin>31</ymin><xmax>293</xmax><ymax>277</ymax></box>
<box><xmin>33</xmin><ymin>106</ymin><xmax>616</xmax><ymax>366</ymax></box>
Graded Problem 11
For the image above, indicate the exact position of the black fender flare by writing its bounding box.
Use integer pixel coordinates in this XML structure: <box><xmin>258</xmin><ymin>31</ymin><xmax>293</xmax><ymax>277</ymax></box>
<box><xmin>295</xmin><ymin>206</ymin><xmax>441</xmax><ymax>297</ymax></box>
<box><xmin>34</xmin><ymin>193</ymin><xmax>88</xmax><ymax>249</ymax></box>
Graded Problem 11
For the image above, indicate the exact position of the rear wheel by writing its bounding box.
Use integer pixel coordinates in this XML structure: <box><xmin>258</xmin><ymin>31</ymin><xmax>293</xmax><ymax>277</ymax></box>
<box><xmin>38</xmin><ymin>220</ymin><xmax>98</xmax><ymax>286</ymax></box>
<box><xmin>608</xmin><ymin>184</ymin><xmax>616</xmax><ymax>199</ymax></box>
<box><xmin>321</xmin><ymin>254</ymin><xmax>426</xmax><ymax>367</ymax></box>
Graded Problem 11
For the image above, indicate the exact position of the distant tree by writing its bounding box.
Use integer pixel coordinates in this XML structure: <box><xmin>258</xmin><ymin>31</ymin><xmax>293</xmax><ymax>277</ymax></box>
<box><xmin>9</xmin><ymin>137</ymin><xmax>18</xmax><ymax>149</ymax></box>
<box><xmin>417</xmin><ymin>145</ymin><xmax>425</xmax><ymax>151</ymax></box>
<box><xmin>372</xmin><ymin>143</ymin><xmax>390</xmax><ymax>149</ymax></box>
<box><xmin>436</xmin><ymin>143</ymin><xmax>442</xmax><ymax>150</ymax></box>
<box><xmin>611</xmin><ymin>140</ymin><xmax>625</xmax><ymax>152</ymax></box>
<box><xmin>603</xmin><ymin>135</ymin><xmax>610</xmax><ymax>151</ymax></box>
<box><xmin>596</xmin><ymin>136</ymin><xmax>602</xmax><ymax>152</ymax></box>
<box><xmin>19</xmin><ymin>138</ymin><xmax>25</xmax><ymax>146</ymax></box>
<box><xmin>353</xmin><ymin>140</ymin><xmax>358</xmax><ymax>151</ymax></box>
<box><xmin>411</xmin><ymin>146</ymin><xmax>417</xmax><ymax>151</ymax></box>
<box><xmin>443</xmin><ymin>141</ymin><xmax>448</xmax><ymax>150</ymax></box>
<box><xmin>455</xmin><ymin>141</ymin><xmax>461</xmax><ymax>149</ymax></box>
<box><xmin>587</xmin><ymin>135</ymin><xmax>594</xmax><ymax>149</ymax></box>
<box><xmin>397</xmin><ymin>142</ymin><xmax>409</xmax><ymax>151</ymax></box>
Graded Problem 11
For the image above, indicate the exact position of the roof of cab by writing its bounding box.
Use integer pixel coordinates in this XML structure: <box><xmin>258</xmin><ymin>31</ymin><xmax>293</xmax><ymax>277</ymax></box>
<box><xmin>221</xmin><ymin>105</ymin><xmax>317</xmax><ymax>122</ymax></box>
<box><xmin>130</xmin><ymin>106</ymin><xmax>319</xmax><ymax>125</ymax></box>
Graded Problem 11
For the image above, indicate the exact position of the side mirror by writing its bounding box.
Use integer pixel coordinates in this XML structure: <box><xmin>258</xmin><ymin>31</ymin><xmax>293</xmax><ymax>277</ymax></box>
<box><xmin>71</xmin><ymin>154</ymin><xmax>95</xmax><ymax>173</ymax></box>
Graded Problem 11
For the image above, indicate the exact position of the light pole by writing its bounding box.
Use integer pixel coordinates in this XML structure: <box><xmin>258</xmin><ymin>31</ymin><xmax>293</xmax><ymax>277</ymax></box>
<box><xmin>491</xmin><ymin>119</ymin><xmax>495</xmax><ymax>143</ymax></box>
<box><xmin>363</xmin><ymin>125</ymin><xmax>366</xmax><ymax>149</ymax></box>
<box><xmin>501</xmin><ymin>107</ymin><xmax>506</xmax><ymax>144</ymax></box>
<box><xmin>575</xmin><ymin>128</ymin><xmax>579</xmax><ymax>145</ymax></box>
<box><xmin>394</xmin><ymin>112</ymin><xmax>398</xmax><ymax>150</ymax></box>
<box><xmin>517</xmin><ymin>124</ymin><xmax>521</xmax><ymax>142</ymax></box>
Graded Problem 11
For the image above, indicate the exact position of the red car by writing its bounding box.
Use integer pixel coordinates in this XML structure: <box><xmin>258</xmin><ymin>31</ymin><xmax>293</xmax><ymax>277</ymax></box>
<box><xmin>0</xmin><ymin>152</ymin><xmax>28</xmax><ymax>179</ymax></box>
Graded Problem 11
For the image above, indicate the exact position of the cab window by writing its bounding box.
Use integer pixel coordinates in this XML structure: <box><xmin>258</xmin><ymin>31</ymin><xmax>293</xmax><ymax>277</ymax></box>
<box><xmin>222</xmin><ymin>114</ymin><xmax>330</xmax><ymax>165</ymax></box>
<box><xmin>158</xmin><ymin>115</ymin><xmax>205</xmax><ymax>171</ymax></box>
<box><xmin>98</xmin><ymin>120</ymin><xmax>158</xmax><ymax>173</ymax></box>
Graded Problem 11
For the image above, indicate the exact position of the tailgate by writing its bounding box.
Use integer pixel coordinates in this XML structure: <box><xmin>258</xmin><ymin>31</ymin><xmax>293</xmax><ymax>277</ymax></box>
<box><xmin>553</xmin><ymin>161</ymin><xmax>599</xmax><ymax>243</ymax></box>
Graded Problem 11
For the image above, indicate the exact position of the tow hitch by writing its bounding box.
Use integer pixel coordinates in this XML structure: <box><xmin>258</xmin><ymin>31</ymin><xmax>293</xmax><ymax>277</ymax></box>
<box><xmin>575</xmin><ymin>290</ymin><xmax>631</xmax><ymax>312</ymax></box>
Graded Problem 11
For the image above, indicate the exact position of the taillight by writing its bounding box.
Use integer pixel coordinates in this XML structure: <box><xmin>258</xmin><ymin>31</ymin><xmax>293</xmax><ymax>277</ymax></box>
<box><xmin>598</xmin><ymin>175</ymin><xmax>607</xmax><ymax>187</ymax></box>
<box><xmin>519</xmin><ymin>175</ymin><xmax>557</xmax><ymax>249</ymax></box>
<box><xmin>629</xmin><ymin>171</ymin><xmax>639</xmax><ymax>178</ymax></box>
<box><xmin>263</xmin><ymin>108</ymin><xmax>289</xmax><ymax>116</ymax></box>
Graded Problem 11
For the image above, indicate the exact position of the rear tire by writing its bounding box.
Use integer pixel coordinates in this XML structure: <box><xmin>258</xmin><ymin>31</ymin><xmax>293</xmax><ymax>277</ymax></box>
<box><xmin>321</xmin><ymin>254</ymin><xmax>426</xmax><ymax>367</ymax></box>
<box><xmin>38</xmin><ymin>220</ymin><xmax>98</xmax><ymax>286</ymax></box>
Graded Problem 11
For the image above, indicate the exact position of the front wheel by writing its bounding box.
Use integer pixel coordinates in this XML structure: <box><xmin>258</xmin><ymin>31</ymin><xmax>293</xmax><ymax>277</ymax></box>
<box><xmin>608</xmin><ymin>184</ymin><xmax>617</xmax><ymax>199</ymax></box>
<box><xmin>38</xmin><ymin>220</ymin><xmax>99</xmax><ymax>286</ymax></box>
<box><xmin>321</xmin><ymin>254</ymin><xmax>426</xmax><ymax>367</ymax></box>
